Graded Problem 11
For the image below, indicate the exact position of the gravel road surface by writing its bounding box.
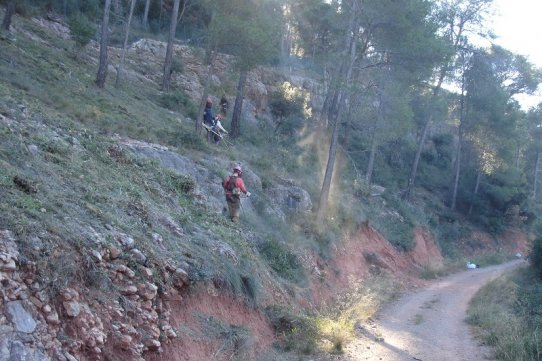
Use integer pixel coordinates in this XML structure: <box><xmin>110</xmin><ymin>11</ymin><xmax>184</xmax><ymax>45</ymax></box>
<box><xmin>340</xmin><ymin>259</ymin><xmax>527</xmax><ymax>361</ymax></box>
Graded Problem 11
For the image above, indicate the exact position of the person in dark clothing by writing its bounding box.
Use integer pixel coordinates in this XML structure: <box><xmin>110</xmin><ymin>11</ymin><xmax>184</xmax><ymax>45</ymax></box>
<box><xmin>220</xmin><ymin>95</ymin><xmax>229</xmax><ymax>117</ymax></box>
<box><xmin>203</xmin><ymin>97</ymin><xmax>215</xmax><ymax>142</ymax></box>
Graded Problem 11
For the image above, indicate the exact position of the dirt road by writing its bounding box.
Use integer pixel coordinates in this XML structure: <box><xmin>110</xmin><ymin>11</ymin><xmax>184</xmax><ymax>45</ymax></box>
<box><xmin>340</xmin><ymin>259</ymin><xmax>527</xmax><ymax>361</ymax></box>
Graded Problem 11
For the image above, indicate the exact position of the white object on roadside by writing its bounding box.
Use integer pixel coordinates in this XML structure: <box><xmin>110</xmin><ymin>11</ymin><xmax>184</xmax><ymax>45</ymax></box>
<box><xmin>515</xmin><ymin>252</ymin><xmax>522</xmax><ymax>258</ymax></box>
<box><xmin>466</xmin><ymin>262</ymin><xmax>478</xmax><ymax>269</ymax></box>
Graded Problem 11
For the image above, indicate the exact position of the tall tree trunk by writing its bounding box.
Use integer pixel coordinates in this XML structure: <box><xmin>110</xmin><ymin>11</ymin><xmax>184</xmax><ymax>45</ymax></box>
<box><xmin>319</xmin><ymin>64</ymin><xmax>344</xmax><ymax>127</ymax></box>
<box><xmin>403</xmin><ymin>16</ymin><xmax>469</xmax><ymax>200</ymax></box>
<box><xmin>115</xmin><ymin>0</ymin><xmax>136</xmax><ymax>89</ymax></box>
<box><xmin>161</xmin><ymin>0</ymin><xmax>180</xmax><ymax>91</ymax></box>
<box><xmin>143</xmin><ymin>0</ymin><xmax>151</xmax><ymax>29</ymax></box>
<box><xmin>281</xmin><ymin>10</ymin><xmax>292</xmax><ymax>63</ymax></box>
<box><xmin>319</xmin><ymin>84</ymin><xmax>336</xmax><ymax>126</ymax></box>
<box><xmin>319</xmin><ymin>65</ymin><xmax>342</xmax><ymax>127</ymax></box>
<box><xmin>403</xmin><ymin>68</ymin><xmax>447</xmax><ymax>200</ymax></box>
<box><xmin>230</xmin><ymin>70</ymin><xmax>248</xmax><ymax>139</ymax></box>
<box><xmin>451</xmin><ymin>130</ymin><xmax>462</xmax><ymax>210</ymax></box>
<box><xmin>327</xmin><ymin>88</ymin><xmax>341</xmax><ymax>126</ymax></box>
<box><xmin>532</xmin><ymin>129</ymin><xmax>542</xmax><ymax>199</ymax></box>
<box><xmin>533</xmin><ymin>149</ymin><xmax>541</xmax><ymax>199</ymax></box>
<box><xmin>404</xmin><ymin>112</ymin><xmax>433</xmax><ymax>199</ymax></box>
<box><xmin>320</xmin><ymin>32</ymin><xmax>357</xmax><ymax>128</ymax></box>
<box><xmin>365</xmin><ymin>111</ymin><xmax>381</xmax><ymax>185</ymax></box>
<box><xmin>451</xmin><ymin>77</ymin><xmax>466</xmax><ymax>210</ymax></box>
<box><xmin>365</xmin><ymin>138</ymin><xmax>377</xmax><ymax>184</ymax></box>
<box><xmin>341</xmin><ymin>92</ymin><xmax>355</xmax><ymax>149</ymax></box>
<box><xmin>96</xmin><ymin>0</ymin><xmax>112</xmax><ymax>88</ymax></box>
<box><xmin>322</xmin><ymin>66</ymin><xmax>329</xmax><ymax>96</ymax></box>
<box><xmin>316</xmin><ymin>94</ymin><xmax>346</xmax><ymax>224</ymax></box>
<box><xmin>316</xmin><ymin>0</ymin><xmax>359</xmax><ymax>224</ymax></box>
<box><xmin>1</xmin><ymin>0</ymin><xmax>15</xmax><ymax>31</ymax></box>
<box><xmin>468</xmin><ymin>170</ymin><xmax>482</xmax><ymax>217</ymax></box>
<box><xmin>365</xmin><ymin>97</ymin><xmax>382</xmax><ymax>184</ymax></box>
<box><xmin>514</xmin><ymin>143</ymin><xmax>521</xmax><ymax>170</ymax></box>
<box><xmin>112</xmin><ymin>0</ymin><xmax>120</xmax><ymax>17</ymax></box>
<box><xmin>176</xmin><ymin>0</ymin><xmax>188</xmax><ymax>26</ymax></box>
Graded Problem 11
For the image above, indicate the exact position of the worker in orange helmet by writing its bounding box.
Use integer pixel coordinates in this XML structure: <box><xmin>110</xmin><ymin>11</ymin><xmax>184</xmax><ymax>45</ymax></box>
<box><xmin>223</xmin><ymin>165</ymin><xmax>250</xmax><ymax>222</ymax></box>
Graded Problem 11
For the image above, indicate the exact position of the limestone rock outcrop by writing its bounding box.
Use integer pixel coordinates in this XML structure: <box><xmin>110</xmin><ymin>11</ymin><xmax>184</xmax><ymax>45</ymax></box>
<box><xmin>0</xmin><ymin>229</ymin><xmax>189</xmax><ymax>360</ymax></box>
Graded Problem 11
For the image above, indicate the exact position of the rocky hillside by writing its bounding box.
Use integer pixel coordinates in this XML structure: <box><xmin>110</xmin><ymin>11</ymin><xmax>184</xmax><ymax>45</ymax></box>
<box><xmin>0</xmin><ymin>15</ymin><xmax>530</xmax><ymax>361</ymax></box>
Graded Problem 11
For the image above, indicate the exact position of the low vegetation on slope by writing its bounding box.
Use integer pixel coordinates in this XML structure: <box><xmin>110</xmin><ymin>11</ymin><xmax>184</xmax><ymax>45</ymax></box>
<box><xmin>467</xmin><ymin>265</ymin><xmax>542</xmax><ymax>361</ymax></box>
<box><xmin>467</xmin><ymin>236</ymin><xmax>542</xmax><ymax>361</ymax></box>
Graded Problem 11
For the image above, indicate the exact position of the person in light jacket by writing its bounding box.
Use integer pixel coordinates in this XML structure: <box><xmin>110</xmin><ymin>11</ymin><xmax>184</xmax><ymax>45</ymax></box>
<box><xmin>212</xmin><ymin>114</ymin><xmax>228</xmax><ymax>144</ymax></box>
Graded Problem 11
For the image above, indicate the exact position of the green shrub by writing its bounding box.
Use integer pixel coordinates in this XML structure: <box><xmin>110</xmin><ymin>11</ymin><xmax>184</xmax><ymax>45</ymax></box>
<box><xmin>467</xmin><ymin>269</ymin><xmax>542</xmax><ymax>361</ymax></box>
<box><xmin>68</xmin><ymin>13</ymin><xmax>95</xmax><ymax>49</ymax></box>
<box><xmin>240</xmin><ymin>275</ymin><xmax>258</xmax><ymax>303</ymax></box>
<box><xmin>365</xmin><ymin>193</ymin><xmax>429</xmax><ymax>252</ymax></box>
<box><xmin>206</xmin><ymin>260</ymin><xmax>261</xmax><ymax>307</ymax></box>
<box><xmin>37</xmin><ymin>0</ymin><xmax>101</xmax><ymax>18</ymax></box>
<box><xmin>370</xmin><ymin>205</ymin><xmax>415</xmax><ymax>252</ymax></box>
<box><xmin>259</xmin><ymin>239</ymin><xmax>305</xmax><ymax>284</ymax></box>
<box><xmin>312</xmin><ymin>228</ymin><xmax>338</xmax><ymax>259</ymax></box>
<box><xmin>419</xmin><ymin>263</ymin><xmax>447</xmax><ymax>280</ymax></box>
<box><xmin>472</xmin><ymin>252</ymin><xmax>509</xmax><ymax>267</ymax></box>
<box><xmin>200</xmin><ymin>316</ymin><xmax>253</xmax><ymax>357</ymax></box>
<box><xmin>167</xmin><ymin>173</ymin><xmax>196</xmax><ymax>193</ymax></box>
<box><xmin>158</xmin><ymin>91</ymin><xmax>197</xmax><ymax>119</ymax></box>
<box><xmin>264</xmin><ymin>305</ymin><xmax>318</xmax><ymax>354</ymax></box>
<box><xmin>436</xmin><ymin>221</ymin><xmax>469</xmax><ymax>259</ymax></box>
<box><xmin>269</xmin><ymin>85</ymin><xmax>305</xmax><ymax>138</ymax></box>
<box><xmin>175</xmin><ymin>131</ymin><xmax>207</xmax><ymax>151</ymax></box>
<box><xmin>172</xmin><ymin>58</ymin><xmax>184</xmax><ymax>74</ymax></box>
<box><xmin>10</xmin><ymin>0</ymin><xmax>42</xmax><ymax>17</ymax></box>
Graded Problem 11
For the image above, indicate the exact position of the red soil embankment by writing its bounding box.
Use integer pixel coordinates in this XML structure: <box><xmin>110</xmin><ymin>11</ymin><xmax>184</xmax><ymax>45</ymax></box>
<box><xmin>309</xmin><ymin>226</ymin><xmax>442</xmax><ymax>304</ymax></box>
<box><xmin>154</xmin><ymin>225</ymin><xmax>531</xmax><ymax>360</ymax></box>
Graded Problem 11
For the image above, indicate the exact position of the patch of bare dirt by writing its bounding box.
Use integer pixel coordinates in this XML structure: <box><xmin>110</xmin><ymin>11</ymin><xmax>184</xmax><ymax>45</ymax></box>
<box><xmin>500</xmin><ymin>229</ymin><xmax>532</xmax><ymax>255</ymax></box>
<box><xmin>459</xmin><ymin>229</ymin><xmax>531</xmax><ymax>258</ymax></box>
<box><xmin>150</xmin><ymin>284</ymin><xmax>275</xmax><ymax>361</ymax></box>
<box><xmin>308</xmin><ymin>226</ymin><xmax>441</xmax><ymax>305</ymax></box>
